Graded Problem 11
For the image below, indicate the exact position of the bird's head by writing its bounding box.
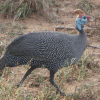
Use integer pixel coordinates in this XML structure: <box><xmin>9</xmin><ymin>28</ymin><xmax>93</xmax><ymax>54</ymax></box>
<box><xmin>74</xmin><ymin>9</ymin><xmax>93</xmax><ymax>31</ymax></box>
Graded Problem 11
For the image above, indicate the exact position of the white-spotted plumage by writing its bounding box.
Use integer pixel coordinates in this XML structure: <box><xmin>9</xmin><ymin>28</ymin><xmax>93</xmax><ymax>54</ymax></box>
<box><xmin>0</xmin><ymin>12</ymin><xmax>91</xmax><ymax>95</ymax></box>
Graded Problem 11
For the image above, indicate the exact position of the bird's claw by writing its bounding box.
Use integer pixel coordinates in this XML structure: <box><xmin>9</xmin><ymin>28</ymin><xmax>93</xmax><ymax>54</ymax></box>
<box><xmin>56</xmin><ymin>90</ymin><xmax>66</xmax><ymax>96</ymax></box>
<box><xmin>15</xmin><ymin>84</ymin><xmax>20</xmax><ymax>88</ymax></box>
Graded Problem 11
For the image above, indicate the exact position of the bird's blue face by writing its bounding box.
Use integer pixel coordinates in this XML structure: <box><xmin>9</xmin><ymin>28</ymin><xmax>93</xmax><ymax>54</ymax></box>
<box><xmin>76</xmin><ymin>15</ymin><xmax>88</xmax><ymax>31</ymax></box>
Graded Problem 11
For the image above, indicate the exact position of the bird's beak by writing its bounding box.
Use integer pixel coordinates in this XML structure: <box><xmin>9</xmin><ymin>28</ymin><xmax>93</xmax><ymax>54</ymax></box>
<box><xmin>73</xmin><ymin>9</ymin><xmax>94</xmax><ymax>22</ymax></box>
<box><xmin>86</xmin><ymin>15</ymin><xmax>93</xmax><ymax>22</ymax></box>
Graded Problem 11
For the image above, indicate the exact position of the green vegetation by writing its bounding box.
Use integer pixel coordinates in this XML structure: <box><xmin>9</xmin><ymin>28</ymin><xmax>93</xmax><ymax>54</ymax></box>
<box><xmin>0</xmin><ymin>0</ymin><xmax>100</xmax><ymax>100</ymax></box>
<box><xmin>0</xmin><ymin>0</ymin><xmax>57</xmax><ymax>20</ymax></box>
<box><xmin>79</xmin><ymin>0</ymin><xmax>96</xmax><ymax>13</ymax></box>
<box><xmin>0</xmin><ymin>54</ymin><xmax>99</xmax><ymax>100</ymax></box>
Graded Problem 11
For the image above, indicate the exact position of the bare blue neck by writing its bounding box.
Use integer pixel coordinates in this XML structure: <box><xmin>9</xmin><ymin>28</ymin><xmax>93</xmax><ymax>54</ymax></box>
<box><xmin>79</xmin><ymin>28</ymin><xmax>85</xmax><ymax>36</ymax></box>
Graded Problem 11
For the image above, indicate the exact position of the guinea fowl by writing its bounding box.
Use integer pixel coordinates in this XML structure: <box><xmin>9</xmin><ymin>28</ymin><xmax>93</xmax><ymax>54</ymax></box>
<box><xmin>0</xmin><ymin>9</ymin><xmax>92</xmax><ymax>95</ymax></box>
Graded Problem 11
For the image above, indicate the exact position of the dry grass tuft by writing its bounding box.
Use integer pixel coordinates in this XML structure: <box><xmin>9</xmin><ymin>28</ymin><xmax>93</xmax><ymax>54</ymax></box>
<box><xmin>0</xmin><ymin>0</ymin><xmax>57</xmax><ymax>20</ymax></box>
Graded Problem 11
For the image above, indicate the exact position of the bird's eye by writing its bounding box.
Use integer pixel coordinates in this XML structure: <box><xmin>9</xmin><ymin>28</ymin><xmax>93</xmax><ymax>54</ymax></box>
<box><xmin>83</xmin><ymin>16</ymin><xmax>86</xmax><ymax>19</ymax></box>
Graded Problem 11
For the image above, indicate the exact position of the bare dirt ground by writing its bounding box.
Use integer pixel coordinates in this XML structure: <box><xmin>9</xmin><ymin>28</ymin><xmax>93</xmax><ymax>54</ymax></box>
<box><xmin>0</xmin><ymin>0</ymin><xmax>100</xmax><ymax>100</ymax></box>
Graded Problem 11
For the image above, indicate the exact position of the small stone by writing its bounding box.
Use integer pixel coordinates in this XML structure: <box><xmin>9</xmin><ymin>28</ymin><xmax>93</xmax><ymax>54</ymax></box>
<box><xmin>64</xmin><ymin>2</ymin><xmax>71</xmax><ymax>7</ymax></box>
<box><xmin>61</xmin><ymin>21</ymin><xmax>64</xmax><ymax>24</ymax></box>
<box><xmin>98</xmin><ymin>77</ymin><xmax>100</xmax><ymax>82</ymax></box>
<box><xmin>54</xmin><ymin>3</ymin><xmax>61</xmax><ymax>7</ymax></box>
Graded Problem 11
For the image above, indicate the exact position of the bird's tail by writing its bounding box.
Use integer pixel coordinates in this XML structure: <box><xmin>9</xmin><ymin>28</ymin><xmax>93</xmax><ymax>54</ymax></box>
<box><xmin>0</xmin><ymin>52</ymin><xmax>32</xmax><ymax>70</ymax></box>
<box><xmin>0</xmin><ymin>53</ymin><xmax>17</xmax><ymax>70</ymax></box>
<box><xmin>0</xmin><ymin>56</ymin><xmax>6</xmax><ymax>70</ymax></box>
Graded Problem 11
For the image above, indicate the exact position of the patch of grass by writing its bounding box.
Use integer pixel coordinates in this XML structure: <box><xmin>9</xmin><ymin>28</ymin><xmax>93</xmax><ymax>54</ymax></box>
<box><xmin>37</xmin><ymin>76</ymin><xmax>44</xmax><ymax>85</ymax></box>
<box><xmin>0</xmin><ymin>45</ymin><xmax>5</xmax><ymax>55</ymax></box>
<box><xmin>38</xmin><ymin>85</ymin><xmax>60</xmax><ymax>100</ymax></box>
<box><xmin>0</xmin><ymin>53</ymin><xmax>99</xmax><ymax>99</ymax></box>
<box><xmin>0</xmin><ymin>23</ymin><xmax>7</xmax><ymax>33</ymax></box>
<box><xmin>0</xmin><ymin>0</ymin><xmax>58</xmax><ymax>20</ymax></box>
<box><xmin>0</xmin><ymin>22</ymin><xmax>25</xmax><ymax>39</ymax></box>
<box><xmin>79</xmin><ymin>0</ymin><xmax>96</xmax><ymax>14</ymax></box>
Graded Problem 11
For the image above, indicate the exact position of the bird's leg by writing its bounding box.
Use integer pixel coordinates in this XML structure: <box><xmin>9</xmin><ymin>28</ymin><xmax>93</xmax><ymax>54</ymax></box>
<box><xmin>49</xmin><ymin>71</ymin><xmax>66</xmax><ymax>96</ymax></box>
<box><xmin>16</xmin><ymin>67</ymin><xmax>35</xmax><ymax>87</ymax></box>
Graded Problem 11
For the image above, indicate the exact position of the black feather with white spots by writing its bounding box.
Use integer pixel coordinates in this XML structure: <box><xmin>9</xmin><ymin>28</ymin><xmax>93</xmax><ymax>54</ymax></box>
<box><xmin>0</xmin><ymin>31</ymin><xmax>87</xmax><ymax>73</ymax></box>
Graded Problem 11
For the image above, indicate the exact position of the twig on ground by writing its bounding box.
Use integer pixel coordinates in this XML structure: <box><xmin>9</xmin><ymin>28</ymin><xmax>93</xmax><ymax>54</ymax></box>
<box><xmin>55</xmin><ymin>26</ymin><xmax>98</xmax><ymax>31</ymax></box>
<box><xmin>88</xmin><ymin>45</ymin><xmax>100</xmax><ymax>49</ymax></box>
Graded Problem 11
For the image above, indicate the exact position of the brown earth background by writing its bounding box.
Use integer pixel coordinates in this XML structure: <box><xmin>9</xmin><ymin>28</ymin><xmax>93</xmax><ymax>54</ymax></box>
<box><xmin>0</xmin><ymin>0</ymin><xmax>100</xmax><ymax>100</ymax></box>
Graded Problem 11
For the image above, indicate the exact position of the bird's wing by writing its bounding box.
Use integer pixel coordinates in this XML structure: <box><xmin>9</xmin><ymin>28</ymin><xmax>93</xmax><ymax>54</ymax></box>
<box><xmin>6</xmin><ymin>33</ymin><xmax>37</xmax><ymax>56</ymax></box>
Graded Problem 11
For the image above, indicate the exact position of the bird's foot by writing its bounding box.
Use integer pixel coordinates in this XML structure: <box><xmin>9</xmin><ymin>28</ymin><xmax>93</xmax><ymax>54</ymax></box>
<box><xmin>56</xmin><ymin>90</ymin><xmax>74</xmax><ymax>96</ymax></box>
<box><xmin>15</xmin><ymin>83</ymin><xmax>21</xmax><ymax>88</ymax></box>
<box><xmin>60</xmin><ymin>91</ymin><xmax>66</xmax><ymax>96</ymax></box>
<box><xmin>67</xmin><ymin>93</ymin><xmax>73</xmax><ymax>96</ymax></box>
<box><xmin>56</xmin><ymin>90</ymin><xmax>66</xmax><ymax>96</ymax></box>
